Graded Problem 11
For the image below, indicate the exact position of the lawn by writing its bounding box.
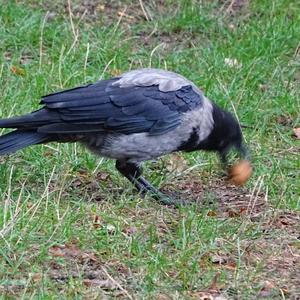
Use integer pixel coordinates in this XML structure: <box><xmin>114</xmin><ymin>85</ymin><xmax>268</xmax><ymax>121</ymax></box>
<box><xmin>0</xmin><ymin>0</ymin><xmax>299</xmax><ymax>298</ymax></box>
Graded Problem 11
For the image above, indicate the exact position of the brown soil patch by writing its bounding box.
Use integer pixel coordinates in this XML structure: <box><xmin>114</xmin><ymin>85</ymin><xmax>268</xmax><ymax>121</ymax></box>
<box><xmin>20</xmin><ymin>0</ymin><xmax>153</xmax><ymax>26</ymax></box>
<box><xmin>239</xmin><ymin>214</ymin><xmax>300</xmax><ymax>298</ymax></box>
<box><xmin>162</xmin><ymin>174</ymin><xmax>267</xmax><ymax>218</ymax></box>
<box><xmin>162</xmin><ymin>172</ymin><xmax>300</xmax><ymax>298</ymax></box>
<box><xmin>46</xmin><ymin>242</ymin><xmax>132</xmax><ymax>298</ymax></box>
<box><xmin>218</xmin><ymin>0</ymin><xmax>250</xmax><ymax>15</ymax></box>
<box><xmin>136</xmin><ymin>30</ymin><xmax>208</xmax><ymax>53</ymax></box>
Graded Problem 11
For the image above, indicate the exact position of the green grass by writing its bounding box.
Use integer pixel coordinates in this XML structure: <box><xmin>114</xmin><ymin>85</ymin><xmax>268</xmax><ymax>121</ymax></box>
<box><xmin>0</xmin><ymin>0</ymin><xmax>300</xmax><ymax>298</ymax></box>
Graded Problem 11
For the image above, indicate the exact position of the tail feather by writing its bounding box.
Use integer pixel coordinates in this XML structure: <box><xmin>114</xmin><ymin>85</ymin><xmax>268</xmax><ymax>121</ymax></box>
<box><xmin>0</xmin><ymin>109</ymin><xmax>60</xmax><ymax>129</ymax></box>
<box><xmin>0</xmin><ymin>130</ymin><xmax>49</xmax><ymax>155</ymax></box>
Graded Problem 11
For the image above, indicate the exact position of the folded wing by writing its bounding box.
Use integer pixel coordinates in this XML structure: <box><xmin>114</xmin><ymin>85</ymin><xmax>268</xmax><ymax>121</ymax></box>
<box><xmin>38</xmin><ymin>78</ymin><xmax>203</xmax><ymax>135</ymax></box>
<box><xmin>1</xmin><ymin>76</ymin><xmax>203</xmax><ymax>136</ymax></box>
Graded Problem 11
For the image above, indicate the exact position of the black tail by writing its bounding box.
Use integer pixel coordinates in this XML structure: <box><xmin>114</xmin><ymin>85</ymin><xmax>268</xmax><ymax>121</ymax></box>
<box><xmin>0</xmin><ymin>109</ymin><xmax>60</xmax><ymax>129</ymax></box>
<box><xmin>0</xmin><ymin>130</ymin><xmax>49</xmax><ymax>155</ymax></box>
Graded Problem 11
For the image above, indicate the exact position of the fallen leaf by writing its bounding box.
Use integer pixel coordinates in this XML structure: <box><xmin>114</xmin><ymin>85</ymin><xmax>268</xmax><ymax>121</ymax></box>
<box><xmin>211</xmin><ymin>254</ymin><xmax>228</xmax><ymax>264</ymax></box>
<box><xmin>83</xmin><ymin>278</ymin><xmax>117</xmax><ymax>289</ymax></box>
<box><xmin>122</xmin><ymin>226</ymin><xmax>137</xmax><ymax>236</ymax></box>
<box><xmin>107</xmin><ymin>259</ymin><xmax>130</xmax><ymax>276</ymax></box>
<box><xmin>49</xmin><ymin>243</ymin><xmax>80</xmax><ymax>258</ymax></box>
<box><xmin>81</xmin><ymin>252</ymin><xmax>98</xmax><ymax>262</ymax></box>
<box><xmin>207</xmin><ymin>210</ymin><xmax>217</xmax><ymax>217</ymax></box>
<box><xmin>77</xmin><ymin>168</ymin><xmax>90</xmax><ymax>177</ymax></box>
<box><xmin>239</xmin><ymin>207</ymin><xmax>247</xmax><ymax>214</ymax></box>
<box><xmin>10</xmin><ymin>66</ymin><xmax>26</xmax><ymax>76</ymax></box>
<box><xmin>156</xmin><ymin>294</ymin><xmax>172</xmax><ymax>300</ymax></box>
<box><xmin>292</xmin><ymin>128</ymin><xmax>300</xmax><ymax>139</ymax></box>
<box><xmin>210</xmin><ymin>253</ymin><xmax>236</xmax><ymax>270</ymax></box>
<box><xmin>166</xmin><ymin>269</ymin><xmax>178</xmax><ymax>278</ymax></box>
<box><xmin>49</xmin><ymin>243</ymin><xmax>99</xmax><ymax>265</ymax></box>
<box><xmin>279</xmin><ymin>219</ymin><xmax>290</xmax><ymax>226</ymax></box>
<box><xmin>276</xmin><ymin>115</ymin><xmax>293</xmax><ymax>126</ymax></box>
<box><xmin>96</xmin><ymin>172</ymin><xmax>110</xmax><ymax>181</ymax></box>
<box><xmin>223</xmin><ymin>261</ymin><xmax>237</xmax><ymax>270</ymax></box>
<box><xmin>227</xmin><ymin>209</ymin><xmax>241</xmax><ymax>217</ymax></box>
<box><xmin>30</xmin><ymin>273</ymin><xmax>43</xmax><ymax>283</ymax></box>
<box><xmin>93</xmin><ymin>214</ymin><xmax>102</xmax><ymax>229</ymax></box>
<box><xmin>72</xmin><ymin>179</ymin><xmax>83</xmax><ymax>187</ymax></box>
<box><xmin>49</xmin><ymin>261</ymin><xmax>62</xmax><ymax>270</ymax></box>
<box><xmin>49</xmin><ymin>245</ymin><xmax>66</xmax><ymax>257</ymax></box>
<box><xmin>63</xmin><ymin>243</ymin><xmax>81</xmax><ymax>257</ymax></box>
<box><xmin>258</xmin><ymin>280</ymin><xmax>276</xmax><ymax>297</ymax></box>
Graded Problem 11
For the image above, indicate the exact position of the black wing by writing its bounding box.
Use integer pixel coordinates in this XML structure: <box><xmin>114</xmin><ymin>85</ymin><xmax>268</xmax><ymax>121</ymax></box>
<box><xmin>38</xmin><ymin>79</ymin><xmax>203</xmax><ymax>136</ymax></box>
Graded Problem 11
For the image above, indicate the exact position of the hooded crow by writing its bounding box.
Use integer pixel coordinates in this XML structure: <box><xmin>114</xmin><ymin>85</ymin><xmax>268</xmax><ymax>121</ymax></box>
<box><xmin>0</xmin><ymin>68</ymin><xmax>249</xmax><ymax>204</ymax></box>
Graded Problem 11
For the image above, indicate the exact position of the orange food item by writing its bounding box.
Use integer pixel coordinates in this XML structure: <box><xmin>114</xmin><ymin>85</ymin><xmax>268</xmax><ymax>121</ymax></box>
<box><xmin>228</xmin><ymin>160</ymin><xmax>252</xmax><ymax>186</ymax></box>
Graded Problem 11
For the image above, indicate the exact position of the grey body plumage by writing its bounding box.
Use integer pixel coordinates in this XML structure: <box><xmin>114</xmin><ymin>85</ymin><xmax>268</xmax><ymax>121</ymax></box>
<box><xmin>84</xmin><ymin>99</ymin><xmax>213</xmax><ymax>163</ymax></box>
<box><xmin>0</xmin><ymin>68</ymin><xmax>247</xmax><ymax>204</ymax></box>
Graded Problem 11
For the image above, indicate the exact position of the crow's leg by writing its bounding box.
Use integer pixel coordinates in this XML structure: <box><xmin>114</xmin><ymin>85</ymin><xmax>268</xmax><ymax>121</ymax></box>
<box><xmin>115</xmin><ymin>160</ymin><xmax>159</xmax><ymax>194</ymax></box>
<box><xmin>115</xmin><ymin>160</ymin><xmax>185</xmax><ymax>206</ymax></box>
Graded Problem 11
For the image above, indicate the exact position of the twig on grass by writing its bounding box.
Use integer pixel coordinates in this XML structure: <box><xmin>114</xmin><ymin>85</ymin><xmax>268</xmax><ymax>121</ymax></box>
<box><xmin>101</xmin><ymin>266</ymin><xmax>134</xmax><ymax>300</ymax></box>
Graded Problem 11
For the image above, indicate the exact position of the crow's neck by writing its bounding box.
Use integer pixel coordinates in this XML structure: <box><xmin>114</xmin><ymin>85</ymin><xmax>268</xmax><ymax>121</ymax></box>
<box><xmin>178</xmin><ymin>104</ymin><xmax>232</xmax><ymax>153</ymax></box>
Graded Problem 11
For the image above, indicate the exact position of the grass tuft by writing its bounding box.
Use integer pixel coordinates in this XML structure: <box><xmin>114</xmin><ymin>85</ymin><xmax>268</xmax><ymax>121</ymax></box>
<box><xmin>0</xmin><ymin>0</ymin><xmax>299</xmax><ymax>298</ymax></box>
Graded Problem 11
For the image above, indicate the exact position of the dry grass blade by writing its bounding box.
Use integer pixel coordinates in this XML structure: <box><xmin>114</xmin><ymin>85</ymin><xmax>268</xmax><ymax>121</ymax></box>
<box><xmin>39</xmin><ymin>11</ymin><xmax>49</xmax><ymax>71</ymax></box>
<box><xmin>139</xmin><ymin>0</ymin><xmax>151</xmax><ymax>21</ymax></box>
<box><xmin>101</xmin><ymin>266</ymin><xmax>133</xmax><ymax>300</ymax></box>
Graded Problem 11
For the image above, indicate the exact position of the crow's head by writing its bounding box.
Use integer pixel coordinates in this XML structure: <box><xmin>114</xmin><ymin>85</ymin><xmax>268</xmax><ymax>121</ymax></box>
<box><xmin>197</xmin><ymin>104</ymin><xmax>249</xmax><ymax>165</ymax></box>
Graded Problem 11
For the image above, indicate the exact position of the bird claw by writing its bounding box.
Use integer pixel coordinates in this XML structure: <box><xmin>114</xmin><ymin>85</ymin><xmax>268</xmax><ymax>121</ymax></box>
<box><xmin>116</xmin><ymin>161</ymin><xmax>191</xmax><ymax>206</ymax></box>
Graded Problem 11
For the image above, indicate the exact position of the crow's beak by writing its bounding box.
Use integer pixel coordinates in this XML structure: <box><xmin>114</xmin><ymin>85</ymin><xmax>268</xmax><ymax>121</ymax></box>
<box><xmin>219</xmin><ymin>143</ymin><xmax>250</xmax><ymax>167</ymax></box>
<box><xmin>219</xmin><ymin>147</ymin><xmax>230</xmax><ymax>166</ymax></box>
<box><xmin>237</xmin><ymin>143</ymin><xmax>250</xmax><ymax>161</ymax></box>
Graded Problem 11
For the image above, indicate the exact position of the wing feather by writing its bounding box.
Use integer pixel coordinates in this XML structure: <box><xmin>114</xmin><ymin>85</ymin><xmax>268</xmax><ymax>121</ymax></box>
<box><xmin>35</xmin><ymin>75</ymin><xmax>203</xmax><ymax>135</ymax></box>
